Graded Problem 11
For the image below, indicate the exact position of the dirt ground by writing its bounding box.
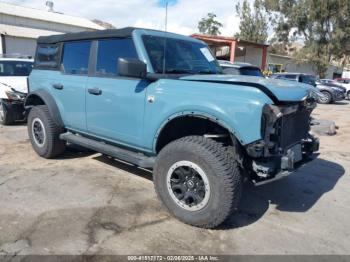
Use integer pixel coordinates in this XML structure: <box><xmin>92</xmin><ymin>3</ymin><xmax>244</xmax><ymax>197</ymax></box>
<box><xmin>0</xmin><ymin>101</ymin><xmax>349</xmax><ymax>256</ymax></box>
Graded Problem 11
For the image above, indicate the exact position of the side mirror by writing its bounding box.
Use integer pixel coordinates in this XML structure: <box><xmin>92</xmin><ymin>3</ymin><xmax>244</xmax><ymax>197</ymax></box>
<box><xmin>118</xmin><ymin>58</ymin><xmax>147</xmax><ymax>78</ymax></box>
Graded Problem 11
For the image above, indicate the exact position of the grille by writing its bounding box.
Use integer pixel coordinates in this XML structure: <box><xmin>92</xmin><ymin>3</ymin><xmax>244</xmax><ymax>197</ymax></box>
<box><xmin>278</xmin><ymin>110</ymin><xmax>310</xmax><ymax>149</ymax></box>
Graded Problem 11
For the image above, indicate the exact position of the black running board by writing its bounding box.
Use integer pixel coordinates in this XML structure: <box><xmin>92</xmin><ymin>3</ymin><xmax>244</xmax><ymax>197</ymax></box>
<box><xmin>60</xmin><ymin>132</ymin><xmax>155</xmax><ymax>168</ymax></box>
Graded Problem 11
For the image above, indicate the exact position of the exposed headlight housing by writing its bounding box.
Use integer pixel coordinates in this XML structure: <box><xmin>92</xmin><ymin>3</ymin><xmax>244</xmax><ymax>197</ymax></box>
<box><xmin>5</xmin><ymin>90</ymin><xmax>26</xmax><ymax>101</ymax></box>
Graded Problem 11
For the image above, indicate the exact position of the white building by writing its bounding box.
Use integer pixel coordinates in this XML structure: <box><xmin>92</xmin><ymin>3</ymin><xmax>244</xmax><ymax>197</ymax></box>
<box><xmin>267</xmin><ymin>53</ymin><xmax>343</xmax><ymax>79</ymax></box>
<box><xmin>0</xmin><ymin>1</ymin><xmax>104</xmax><ymax>56</ymax></box>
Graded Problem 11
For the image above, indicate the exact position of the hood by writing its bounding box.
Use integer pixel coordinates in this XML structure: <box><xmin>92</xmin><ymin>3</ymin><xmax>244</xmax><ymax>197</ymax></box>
<box><xmin>0</xmin><ymin>76</ymin><xmax>28</xmax><ymax>93</ymax></box>
<box><xmin>180</xmin><ymin>74</ymin><xmax>311</xmax><ymax>102</ymax></box>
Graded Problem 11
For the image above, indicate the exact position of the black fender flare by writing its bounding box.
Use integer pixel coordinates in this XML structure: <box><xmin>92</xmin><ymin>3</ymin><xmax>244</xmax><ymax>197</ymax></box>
<box><xmin>25</xmin><ymin>89</ymin><xmax>64</xmax><ymax>127</ymax></box>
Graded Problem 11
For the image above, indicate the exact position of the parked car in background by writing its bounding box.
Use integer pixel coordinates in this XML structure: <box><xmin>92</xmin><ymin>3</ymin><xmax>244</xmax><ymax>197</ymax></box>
<box><xmin>0</xmin><ymin>56</ymin><xmax>33</xmax><ymax>125</ymax></box>
<box><xmin>334</xmin><ymin>78</ymin><xmax>350</xmax><ymax>100</ymax></box>
<box><xmin>270</xmin><ymin>73</ymin><xmax>345</xmax><ymax>104</ymax></box>
<box><xmin>270</xmin><ymin>73</ymin><xmax>317</xmax><ymax>86</ymax></box>
<box><xmin>219</xmin><ymin>60</ymin><xmax>263</xmax><ymax>77</ymax></box>
<box><xmin>315</xmin><ymin>80</ymin><xmax>346</xmax><ymax>104</ymax></box>
<box><xmin>26</xmin><ymin>27</ymin><xmax>319</xmax><ymax>228</ymax></box>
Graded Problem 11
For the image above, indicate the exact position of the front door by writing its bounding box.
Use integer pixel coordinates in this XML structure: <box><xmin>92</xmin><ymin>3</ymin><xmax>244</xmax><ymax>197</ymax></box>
<box><xmin>86</xmin><ymin>38</ymin><xmax>147</xmax><ymax>148</ymax></box>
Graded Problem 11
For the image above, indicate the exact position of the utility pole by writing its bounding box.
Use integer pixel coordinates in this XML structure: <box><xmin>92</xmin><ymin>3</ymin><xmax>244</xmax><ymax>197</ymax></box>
<box><xmin>165</xmin><ymin>1</ymin><xmax>168</xmax><ymax>32</ymax></box>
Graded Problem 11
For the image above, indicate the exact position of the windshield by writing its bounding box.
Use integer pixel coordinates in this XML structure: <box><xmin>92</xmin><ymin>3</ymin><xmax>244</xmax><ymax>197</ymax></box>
<box><xmin>239</xmin><ymin>67</ymin><xmax>263</xmax><ymax>77</ymax></box>
<box><xmin>142</xmin><ymin>35</ymin><xmax>222</xmax><ymax>74</ymax></box>
<box><xmin>222</xmin><ymin>67</ymin><xmax>240</xmax><ymax>75</ymax></box>
<box><xmin>300</xmin><ymin>75</ymin><xmax>316</xmax><ymax>86</ymax></box>
<box><xmin>0</xmin><ymin>61</ymin><xmax>33</xmax><ymax>77</ymax></box>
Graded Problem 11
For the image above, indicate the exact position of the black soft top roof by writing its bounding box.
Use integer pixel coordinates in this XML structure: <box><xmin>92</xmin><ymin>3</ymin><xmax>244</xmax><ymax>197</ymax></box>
<box><xmin>37</xmin><ymin>27</ymin><xmax>137</xmax><ymax>44</ymax></box>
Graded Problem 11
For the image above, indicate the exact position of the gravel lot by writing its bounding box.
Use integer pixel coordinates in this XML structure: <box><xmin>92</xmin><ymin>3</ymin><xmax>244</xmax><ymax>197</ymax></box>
<box><xmin>0</xmin><ymin>102</ymin><xmax>349</xmax><ymax>256</ymax></box>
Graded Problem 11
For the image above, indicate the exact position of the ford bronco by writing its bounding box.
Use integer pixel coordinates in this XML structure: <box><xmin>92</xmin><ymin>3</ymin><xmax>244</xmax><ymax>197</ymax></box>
<box><xmin>26</xmin><ymin>28</ymin><xmax>319</xmax><ymax>228</ymax></box>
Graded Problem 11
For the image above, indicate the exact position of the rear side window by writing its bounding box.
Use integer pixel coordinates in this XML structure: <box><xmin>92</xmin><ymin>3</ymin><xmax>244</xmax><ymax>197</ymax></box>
<box><xmin>96</xmin><ymin>38</ymin><xmax>138</xmax><ymax>76</ymax></box>
<box><xmin>35</xmin><ymin>44</ymin><xmax>60</xmax><ymax>69</ymax></box>
<box><xmin>61</xmin><ymin>41</ymin><xmax>91</xmax><ymax>75</ymax></box>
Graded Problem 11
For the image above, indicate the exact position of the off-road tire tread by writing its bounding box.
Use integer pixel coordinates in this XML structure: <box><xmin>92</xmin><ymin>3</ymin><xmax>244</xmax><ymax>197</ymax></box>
<box><xmin>154</xmin><ymin>135</ymin><xmax>242</xmax><ymax>228</ymax></box>
<box><xmin>28</xmin><ymin>105</ymin><xmax>66</xmax><ymax>158</ymax></box>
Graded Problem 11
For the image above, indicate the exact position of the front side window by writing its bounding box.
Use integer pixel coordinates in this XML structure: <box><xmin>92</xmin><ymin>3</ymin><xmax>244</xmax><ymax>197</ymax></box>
<box><xmin>61</xmin><ymin>41</ymin><xmax>91</xmax><ymax>75</ymax></box>
<box><xmin>96</xmin><ymin>38</ymin><xmax>138</xmax><ymax>76</ymax></box>
<box><xmin>143</xmin><ymin>35</ymin><xmax>222</xmax><ymax>74</ymax></box>
<box><xmin>0</xmin><ymin>61</ymin><xmax>33</xmax><ymax>76</ymax></box>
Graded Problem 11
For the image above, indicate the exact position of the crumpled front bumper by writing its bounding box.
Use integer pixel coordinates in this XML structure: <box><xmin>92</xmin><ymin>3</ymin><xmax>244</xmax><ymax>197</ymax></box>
<box><xmin>2</xmin><ymin>99</ymin><xmax>26</xmax><ymax>121</ymax></box>
<box><xmin>251</xmin><ymin>137</ymin><xmax>319</xmax><ymax>185</ymax></box>
<box><xmin>245</xmin><ymin>100</ymin><xmax>319</xmax><ymax>185</ymax></box>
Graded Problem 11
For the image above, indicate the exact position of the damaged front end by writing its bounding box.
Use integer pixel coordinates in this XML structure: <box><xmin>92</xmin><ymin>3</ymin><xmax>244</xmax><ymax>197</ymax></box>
<box><xmin>1</xmin><ymin>88</ymin><xmax>27</xmax><ymax>122</ymax></box>
<box><xmin>245</xmin><ymin>97</ymin><xmax>319</xmax><ymax>185</ymax></box>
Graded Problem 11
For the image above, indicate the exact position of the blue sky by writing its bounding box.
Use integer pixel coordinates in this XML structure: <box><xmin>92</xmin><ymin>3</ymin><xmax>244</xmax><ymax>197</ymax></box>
<box><xmin>157</xmin><ymin>0</ymin><xmax>178</xmax><ymax>7</ymax></box>
<box><xmin>5</xmin><ymin>0</ymin><xmax>242</xmax><ymax>36</ymax></box>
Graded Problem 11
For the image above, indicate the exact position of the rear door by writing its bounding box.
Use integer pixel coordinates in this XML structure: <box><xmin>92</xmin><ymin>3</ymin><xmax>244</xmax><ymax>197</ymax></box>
<box><xmin>52</xmin><ymin>41</ymin><xmax>91</xmax><ymax>132</ymax></box>
<box><xmin>85</xmin><ymin>38</ymin><xmax>148</xmax><ymax>148</ymax></box>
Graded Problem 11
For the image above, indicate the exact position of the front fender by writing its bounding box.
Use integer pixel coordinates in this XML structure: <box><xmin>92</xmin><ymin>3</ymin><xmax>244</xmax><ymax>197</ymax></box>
<box><xmin>143</xmin><ymin>79</ymin><xmax>273</xmax><ymax>153</ymax></box>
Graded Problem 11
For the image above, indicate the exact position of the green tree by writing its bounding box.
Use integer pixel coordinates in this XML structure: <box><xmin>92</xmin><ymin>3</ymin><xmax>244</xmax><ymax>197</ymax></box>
<box><xmin>235</xmin><ymin>0</ymin><xmax>268</xmax><ymax>44</ymax></box>
<box><xmin>264</xmin><ymin>0</ymin><xmax>350</xmax><ymax>78</ymax></box>
<box><xmin>198</xmin><ymin>13</ymin><xmax>223</xmax><ymax>35</ymax></box>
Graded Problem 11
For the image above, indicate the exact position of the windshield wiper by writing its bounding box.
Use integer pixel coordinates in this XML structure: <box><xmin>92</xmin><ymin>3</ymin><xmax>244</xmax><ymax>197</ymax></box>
<box><xmin>196</xmin><ymin>70</ymin><xmax>217</xmax><ymax>75</ymax></box>
<box><xmin>164</xmin><ymin>69</ymin><xmax>194</xmax><ymax>74</ymax></box>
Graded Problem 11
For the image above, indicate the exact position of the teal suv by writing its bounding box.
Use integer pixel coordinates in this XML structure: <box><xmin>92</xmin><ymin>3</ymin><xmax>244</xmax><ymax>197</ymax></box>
<box><xmin>26</xmin><ymin>28</ymin><xmax>319</xmax><ymax>228</ymax></box>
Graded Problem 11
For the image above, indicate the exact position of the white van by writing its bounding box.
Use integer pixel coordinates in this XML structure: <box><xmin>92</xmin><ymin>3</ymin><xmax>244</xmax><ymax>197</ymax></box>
<box><xmin>0</xmin><ymin>56</ymin><xmax>33</xmax><ymax>125</ymax></box>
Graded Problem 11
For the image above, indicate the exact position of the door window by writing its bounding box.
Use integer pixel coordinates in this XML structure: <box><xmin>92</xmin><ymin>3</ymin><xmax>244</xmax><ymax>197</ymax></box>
<box><xmin>96</xmin><ymin>38</ymin><xmax>138</xmax><ymax>76</ymax></box>
<box><xmin>61</xmin><ymin>41</ymin><xmax>91</xmax><ymax>75</ymax></box>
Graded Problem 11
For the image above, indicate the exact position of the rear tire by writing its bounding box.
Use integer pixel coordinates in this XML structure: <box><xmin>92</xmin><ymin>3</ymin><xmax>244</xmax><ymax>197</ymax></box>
<box><xmin>318</xmin><ymin>91</ymin><xmax>332</xmax><ymax>104</ymax></box>
<box><xmin>347</xmin><ymin>91</ymin><xmax>350</xmax><ymax>100</ymax></box>
<box><xmin>27</xmin><ymin>105</ymin><xmax>66</xmax><ymax>158</ymax></box>
<box><xmin>153</xmin><ymin>136</ymin><xmax>243</xmax><ymax>228</ymax></box>
<box><xmin>0</xmin><ymin>99</ymin><xmax>14</xmax><ymax>125</ymax></box>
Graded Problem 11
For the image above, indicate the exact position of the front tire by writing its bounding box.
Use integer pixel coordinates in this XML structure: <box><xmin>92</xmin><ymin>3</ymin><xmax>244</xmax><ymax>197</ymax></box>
<box><xmin>27</xmin><ymin>105</ymin><xmax>66</xmax><ymax>158</ymax></box>
<box><xmin>153</xmin><ymin>136</ymin><xmax>243</xmax><ymax>228</ymax></box>
<box><xmin>0</xmin><ymin>99</ymin><xmax>14</xmax><ymax>125</ymax></box>
<box><xmin>318</xmin><ymin>91</ymin><xmax>332</xmax><ymax>104</ymax></box>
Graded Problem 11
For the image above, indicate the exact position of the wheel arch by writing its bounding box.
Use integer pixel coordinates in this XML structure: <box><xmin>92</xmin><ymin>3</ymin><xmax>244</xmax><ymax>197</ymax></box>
<box><xmin>25</xmin><ymin>89</ymin><xmax>64</xmax><ymax>127</ymax></box>
<box><xmin>153</xmin><ymin>111</ymin><xmax>242</xmax><ymax>153</ymax></box>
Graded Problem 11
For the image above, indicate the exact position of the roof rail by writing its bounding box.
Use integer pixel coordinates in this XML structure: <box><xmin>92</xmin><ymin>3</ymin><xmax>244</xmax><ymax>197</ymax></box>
<box><xmin>0</xmin><ymin>53</ymin><xmax>33</xmax><ymax>59</ymax></box>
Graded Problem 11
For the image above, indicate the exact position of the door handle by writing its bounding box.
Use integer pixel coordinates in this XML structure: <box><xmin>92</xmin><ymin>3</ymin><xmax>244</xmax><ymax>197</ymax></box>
<box><xmin>88</xmin><ymin>87</ymin><xmax>102</xmax><ymax>96</ymax></box>
<box><xmin>52</xmin><ymin>83</ymin><xmax>63</xmax><ymax>90</ymax></box>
